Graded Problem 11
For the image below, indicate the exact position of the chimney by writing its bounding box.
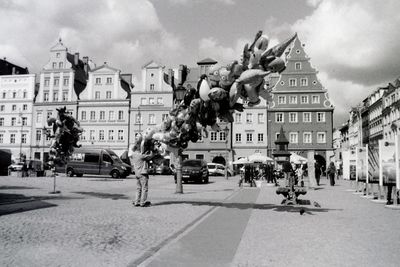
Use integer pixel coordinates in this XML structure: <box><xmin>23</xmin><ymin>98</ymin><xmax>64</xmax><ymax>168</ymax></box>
<box><xmin>178</xmin><ymin>65</ymin><xmax>183</xmax><ymax>85</ymax></box>
<box><xmin>168</xmin><ymin>69</ymin><xmax>174</xmax><ymax>85</ymax></box>
<box><xmin>12</xmin><ymin>67</ymin><xmax>15</xmax><ymax>75</ymax></box>
<box><xmin>83</xmin><ymin>56</ymin><xmax>89</xmax><ymax>75</ymax></box>
<box><xmin>74</xmin><ymin>52</ymin><xmax>79</xmax><ymax>65</ymax></box>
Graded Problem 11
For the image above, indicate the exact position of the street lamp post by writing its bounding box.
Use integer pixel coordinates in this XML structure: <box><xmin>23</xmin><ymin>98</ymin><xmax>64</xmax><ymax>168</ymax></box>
<box><xmin>42</xmin><ymin>126</ymin><xmax>47</xmax><ymax>172</ymax></box>
<box><xmin>19</xmin><ymin>111</ymin><xmax>24</xmax><ymax>161</ymax></box>
<box><xmin>224</xmin><ymin>126</ymin><xmax>230</xmax><ymax>180</ymax></box>
<box><xmin>174</xmin><ymin>84</ymin><xmax>187</xmax><ymax>194</ymax></box>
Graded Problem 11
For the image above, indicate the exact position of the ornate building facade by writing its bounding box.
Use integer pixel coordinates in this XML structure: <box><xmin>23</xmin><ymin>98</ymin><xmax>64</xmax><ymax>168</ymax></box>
<box><xmin>267</xmin><ymin>36</ymin><xmax>334</xmax><ymax>163</ymax></box>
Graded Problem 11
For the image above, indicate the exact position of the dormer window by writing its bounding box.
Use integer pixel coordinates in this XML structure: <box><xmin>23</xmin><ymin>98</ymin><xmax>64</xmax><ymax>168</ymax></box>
<box><xmin>295</xmin><ymin>62</ymin><xmax>301</xmax><ymax>70</ymax></box>
<box><xmin>150</xmin><ymin>84</ymin><xmax>155</xmax><ymax>91</ymax></box>
<box><xmin>56</xmin><ymin>53</ymin><xmax>60</xmax><ymax>58</ymax></box>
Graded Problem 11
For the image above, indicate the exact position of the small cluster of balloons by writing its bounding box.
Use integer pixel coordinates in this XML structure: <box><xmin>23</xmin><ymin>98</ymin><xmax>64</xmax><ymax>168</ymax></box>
<box><xmin>47</xmin><ymin>107</ymin><xmax>83</xmax><ymax>166</ymax></box>
<box><xmin>139</xmin><ymin>30</ymin><xmax>297</xmax><ymax>157</ymax></box>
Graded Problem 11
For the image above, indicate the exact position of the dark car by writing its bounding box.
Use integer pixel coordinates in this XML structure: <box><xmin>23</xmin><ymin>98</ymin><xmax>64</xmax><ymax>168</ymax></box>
<box><xmin>174</xmin><ymin>159</ymin><xmax>209</xmax><ymax>184</ymax></box>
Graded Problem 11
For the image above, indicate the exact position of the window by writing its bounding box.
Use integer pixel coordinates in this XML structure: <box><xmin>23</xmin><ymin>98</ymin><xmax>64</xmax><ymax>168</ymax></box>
<box><xmin>149</xmin><ymin>114</ymin><xmax>155</xmax><ymax>124</ymax></box>
<box><xmin>157</xmin><ymin>98</ymin><xmax>163</xmax><ymax>104</ymax></box>
<box><xmin>275</xmin><ymin>113</ymin><xmax>284</xmax><ymax>123</ymax></box>
<box><xmin>107</xmin><ymin>77</ymin><xmax>112</xmax><ymax>84</ymax></box>
<box><xmin>289</xmin><ymin>112</ymin><xmax>298</xmax><ymax>123</ymax></box>
<box><xmin>301</xmin><ymin>95</ymin><xmax>308</xmax><ymax>104</ymax></box>
<box><xmin>317</xmin><ymin>132</ymin><xmax>326</xmax><ymax>143</ymax></box>
<box><xmin>43</xmin><ymin>92</ymin><xmax>49</xmax><ymax>102</ymax></box>
<box><xmin>63</xmin><ymin>78</ymin><xmax>69</xmax><ymax>86</ymax></box>
<box><xmin>106</xmin><ymin>91</ymin><xmax>112</xmax><ymax>99</ymax></box>
<box><xmin>89</xmin><ymin>130</ymin><xmax>95</xmax><ymax>141</ymax></box>
<box><xmin>23</xmin><ymin>104</ymin><xmax>27</xmax><ymax>111</ymax></box>
<box><xmin>0</xmin><ymin>134</ymin><xmax>3</xmax><ymax>143</ymax></box>
<box><xmin>162</xmin><ymin>114</ymin><xmax>168</xmax><ymax>121</ymax></box>
<box><xmin>210</xmin><ymin>132</ymin><xmax>217</xmax><ymax>141</ymax></box>
<box><xmin>100</xmin><ymin>111</ymin><xmax>105</xmax><ymax>120</ymax></box>
<box><xmin>36</xmin><ymin>130</ymin><xmax>41</xmax><ymax>141</ymax></box>
<box><xmin>219</xmin><ymin>131</ymin><xmax>227</xmax><ymax>142</ymax></box>
<box><xmin>150</xmin><ymin>84</ymin><xmax>155</xmax><ymax>91</ymax></box>
<box><xmin>99</xmin><ymin>130</ymin><xmax>105</xmax><ymax>141</ymax></box>
<box><xmin>300</xmin><ymin>78</ymin><xmax>308</xmax><ymax>86</ymax></box>
<box><xmin>0</xmin><ymin>105</ymin><xmax>3</xmax><ymax>111</ymax></box>
<box><xmin>12</xmin><ymin>92</ymin><xmax>16</xmax><ymax>98</ymax></box>
<box><xmin>95</xmin><ymin>91</ymin><xmax>100</xmax><ymax>99</ymax></box>
<box><xmin>246</xmin><ymin>133</ymin><xmax>253</xmax><ymax>142</ymax></box>
<box><xmin>36</xmin><ymin>112</ymin><xmax>42</xmax><ymax>123</ymax></box>
<box><xmin>62</xmin><ymin>91</ymin><xmax>68</xmax><ymax>101</ymax></box>
<box><xmin>108</xmin><ymin>130</ymin><xmax>114</xmax><ymax>141</ymax></box>
<box><xmin>90</xmin><ymin>111</ymin><xmax>95</xmax><ymax>120</ymax></box>
<box><xmin>54</xmin><ymin>78</ymin><xmax>59</xmax><ymax>86</ymax></box>
<box><xmin>235</xmin><ymin>113</ymin><xmax>242</xmax><ymax>123</ymax></box>
<box><xmin>258</xmin><ymin>113</ymin><xmax>264</xmax><ymax>123</ymax></box>
<box><xmin>303</xmin><ymin>132</ymin><xmax>312</xmax><ymax>144</ymax></box>
<box><xmin>303</xmin><ymin>112</ymin><xmax>311</xmax><ymax>123</ymax></box>
<box><xmin>317</xmin><ymin>112</ymin><xmax>325</xmax><ymax>122</ymax></box>
<box><xmin>2</xmin><ymin>92</ymin><xmax>5</xmax><ymax>98</ymax></box>
<box><xmin>289</xmin><ymin>96</ymin><xmax>297</xmax><ymax>104</ymax></box>
<box><xmin>12</xmin><ymin>105</ymin><xmax>17</xmax><ymax>111</ymax></box>
<box><xmin>22</xmin><ymin>117</ymin><xmax>27</xmax><ymax>126</ymax></box>
<box><xmin>149</xmin><ymin>98</ymin><xmax>155</xmax><ymax>105</ymax></box>
<box><xmin>44</xmin><ymin>79</ymin><xmax>50</xmax><ymax>87</ymax></box>
<box><xmin>0</xmin><ymin>118</ymin><xmax>4</xmax><ymax>126</ymax></box>
<box><xmin>21</xmin><ymin>134</ymin><xmax>27</xmax><ymax>144</ymax></box>
<box><xmin>289</xmin><ymin>132</ymin><xmax>298</xmax><ymax>143</ymax></box>
<box><xmin>85</xmin><ymin>153</ymin><xmax>99</xmax><ymax>163</ymax></box>
<box><xmin>312</xmin><ymin>95</ymin><xmax>320</xmax><ymax>104</ymax></box>
<box><xmin>289</xmin><ymin>79</ymin><xmax>296</xmax><ymax>87</ymax></box>
<box><xmin>118</xmin><ymin>130</ymin><xmax>124</xmax><ymax>141</ymax></box>
<box><xmin>10</xmin><ymin>134</ymin><xmax>15</xmax><ymax>144</ymax></box>
<box><xmin>278</xmin><ymin>96</ymin><xmax>286</xmax><ymax>104</ymax></box>
<box><xmin>103</xmin><ymin>154</ymin><xmax>112</xmax><ymax>163</ymax></box>
<box><xmin>52</xmin><ymin>62</ymin><xmax>57</xmax><ymax>69</ymax></box>
<box><xmin>135</xmin><ymin>114</ymin><xmax>142</xmax><ymax>124</ymax></box>
<box><xmin>246</xmin><ymin>113</ymin><xmax>253</xmax><ymax>123</ymax></box>
<box><xmin>95</xmin><ymin>77</ymin><xmax>101</xmax><ymax>84</ymax></box>
<box><xmin>295</xmin><ymin>62</ymin><xmax>301</xmax><ymax>70</ymax></box>
<box><xmin>258</xmin><ymin>133</ymin><xmax>264</xmax><ymax>142</ymax></box>
<box><xmin>56</xmin><ymin>53</ymin><xmax>60</xmax><ymax>58</ymax></box>
<box><xmin>109</xmin><ymin>111</ymin><xmax>114</xmax><ymax>120</ymax></box>
<box><xmin>141</xmin><ymin>98</ymin><xmax>147</xmax><ymax>105</ymax></box>
<box><xmin>118</xmin><ymin>111</ymin><xmax>124</xmax><ymax>120</ymax></box>
<box><xmin>11</xmin><ymin>117</ymin><xmax>16</xmax><ymax>126</ymax></box>
<box><xmin>23</xmin><ymin>91</ymin><xmax>27</xmax><ymax>98</ymax></box>
<box><xmin>81</xmin><ymin>111</ymin><xmax>86</xmax><ymax>120</ymax></box>
<box><xmin>53</xmin><ymin>91</ymin><xmax>58</xmax><ymax>101</ymax></box>
<box><xmin>235</xmin><ymin>133</ymin><xmax>242</xmax><ymax>142</ymax></box>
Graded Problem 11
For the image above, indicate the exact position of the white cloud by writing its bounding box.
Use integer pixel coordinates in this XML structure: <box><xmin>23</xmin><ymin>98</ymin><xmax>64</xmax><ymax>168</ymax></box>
<box><xmin>0</xmin><ymin>0</ymin><xmax>183</xmax><ymax>77</ymax></box>
<box><xmin>168</xmin><ymin>0</ymin><xmax>234</xmax><ymax>5</ymax></box>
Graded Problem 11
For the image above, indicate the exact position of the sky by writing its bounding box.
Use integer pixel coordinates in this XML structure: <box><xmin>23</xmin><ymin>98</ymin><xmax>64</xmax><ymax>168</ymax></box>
<box><xmin>1</xmin><ymin>0</ymin><xmax>400</xmax><ymax>128</ymax></box>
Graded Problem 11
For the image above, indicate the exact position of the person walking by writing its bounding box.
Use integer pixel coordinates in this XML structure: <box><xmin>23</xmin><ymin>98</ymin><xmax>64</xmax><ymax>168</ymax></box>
<box><xmin>327</xmin><ymin>161</ymin><xmax>336</xmax><ymax>186</ymax></box>
<box><xmin>129</xmin><ymin>134</ymin><xmax>154</xmax><ymax>207</ymax></box>
<box><xmin>315</xmin><ymin>161</ymin><xmax>321</xmax><ymax>186</ymax></box>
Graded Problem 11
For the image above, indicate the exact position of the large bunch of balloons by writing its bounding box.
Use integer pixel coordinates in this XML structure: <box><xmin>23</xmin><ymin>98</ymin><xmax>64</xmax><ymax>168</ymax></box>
<box><xmin>47</xmin><ymin>107</ymin><xmax>82</xmax><ymax>166</ymax></box>
<box><xmin>140</xmin><ymin>31</ymin><xmax>297</xmax><ymax>157</ymax></box>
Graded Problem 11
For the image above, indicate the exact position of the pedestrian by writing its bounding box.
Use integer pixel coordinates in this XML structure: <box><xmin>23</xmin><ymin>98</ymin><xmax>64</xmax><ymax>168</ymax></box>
<box><xmin>21</xmin><ymin>160</ymin><xmax>28</xmax><ymax>178</ymax></box>
<box><xmin>315</xmin><ymin>161</ymin><xmax>321</xmax><ymax>186</ymax></box>
<box><xmin>129</xmin><ymin>134</ymin><xmax>154</xmax><ymax>207</ymax></box>
<box><xmin>327</xmin><ymin>161</ymin><xmax>336</xmax><ymax>186</ymax></box>
<box><xmin>238</xmin><ymin>166</ymin><xmax>245</xmax><ymax>187</ymax></box>
<box><xmin>296</xmin><ymin>164</ymin><xmax>304</xmax><ymax>187</ymax></box>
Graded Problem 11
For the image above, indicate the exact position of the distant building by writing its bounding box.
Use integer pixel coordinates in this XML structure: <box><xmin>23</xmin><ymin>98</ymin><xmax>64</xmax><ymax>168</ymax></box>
<box><xmin>31</xmin><ymin>39</ymin><xmax>91</xmax><ymax>161</ymax></box>
<box><xmin>0</xmin><ymin>71</ymin><xmax>35</xmax><ymax>160</ymax></box>
<box><xmin>0</xmin><ymin>57</ymin><xmax>29</xmax><ymax>75</ymax></box>
<box><xmin>78</xmin><ymin>62</ymin><xmax>133</xmax><ymax>156</ymax></box>
<box><xmin>368</xmin><ymin>87</ymin><xmax>387</xmax><ymax>148</ymax></box>
<box><xmin>267</xmin><ymin>36</ymin><xmax>334</xmax><ymax>165</ymax></box>
<box><xmin>382</xmin><ymin>78</ymin><xmax>400</xmax><ymax>142</ymax></box>
<box><xmin>131</xmin><ymin>61</ymin><xmax>174</xmax><ymax>146</ymax></box>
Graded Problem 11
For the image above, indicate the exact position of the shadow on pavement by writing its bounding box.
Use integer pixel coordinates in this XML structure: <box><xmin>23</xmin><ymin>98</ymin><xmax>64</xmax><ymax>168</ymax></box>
<box><xmin>0</xmin><ymin>185</ymin><xmax>38</xmax><ymax>190</ymax></box>
<box><xmin>152</xmin><ymin>200</ymin><xmax>340</xmax><ymax>214</ymax></box>
<box><xmin>73</xmin><ymin>191</ymin><xmax>129</xmax><ymax>200</ymax></box>
<box><xmin>0</xmin><ymin>192</ymin><xmax>58</xmax><ymax>216</ymax></box>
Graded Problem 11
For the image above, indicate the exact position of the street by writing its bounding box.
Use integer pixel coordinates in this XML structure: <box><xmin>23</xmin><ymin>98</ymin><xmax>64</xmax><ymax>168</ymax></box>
<box><xmin>1</xmin><ymin>174</ymin><xmax>400</xmax><ymax>267</ymax></box>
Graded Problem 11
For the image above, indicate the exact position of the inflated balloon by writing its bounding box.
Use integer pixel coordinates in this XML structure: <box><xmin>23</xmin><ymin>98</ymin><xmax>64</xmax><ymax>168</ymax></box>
<box><xmin>254</xmin><ymin>35</ymin><xmax>269</xmax><ymax>52</ymax></box>
<box><xmin>199</xmin><ymin>78</ymin><xmax>211</xmax><ymax>101</ymax></box>
<box><xmin>207</xmin><ymin>65</ymin><xmax>221</xmax><ymax>88</ymax></box>
<box><xmin>208</xmin><ymin>87</ymin><xmax>228</xmax><ymax>102</ymax></box>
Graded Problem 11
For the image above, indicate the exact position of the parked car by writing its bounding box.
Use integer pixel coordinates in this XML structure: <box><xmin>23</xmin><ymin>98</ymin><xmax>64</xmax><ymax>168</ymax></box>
<box><xmin>207</xmin><ymin>163</ymin><xmax>233</xmax><ymax>176</ymax></box>
<box><xmin>156</xmin><ymin>165</ymin><xmax>173</xmax><ymax>175</ymax></box>
<box><xmin>0</xmin><ymin>149</ymin><xmax>12</xmax><ymax>176</ymax></box>
<box><xmin>8</xmin><ymin>162</ymin><xmax>24</xmax><ymax>172</ymax></box>
<box><xmin>61</xmin><ymin>148</ymin><xmax>131</xmax><ymax>178</ymax></box>
<box><xmin>174</xmin><ymin>159</ymin><xmax>209</xmax><ymax>183</ymax></box>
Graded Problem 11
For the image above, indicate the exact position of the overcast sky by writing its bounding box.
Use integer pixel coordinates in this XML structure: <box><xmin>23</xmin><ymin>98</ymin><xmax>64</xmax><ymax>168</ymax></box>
<box><xmin>1</xmin><ymin>0</ymin><xmax>400</xmax><ymax>127</ymax></box>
